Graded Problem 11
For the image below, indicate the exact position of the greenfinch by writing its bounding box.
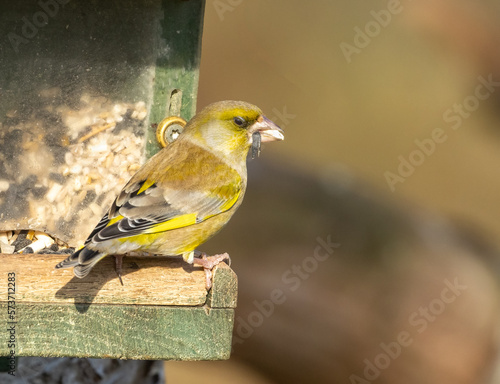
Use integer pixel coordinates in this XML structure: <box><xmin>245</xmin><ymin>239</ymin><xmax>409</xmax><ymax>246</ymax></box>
<box><xmin>55</xmin><ymin>100</ymin><xmax>284</xmax><ymax>287</ymax></box>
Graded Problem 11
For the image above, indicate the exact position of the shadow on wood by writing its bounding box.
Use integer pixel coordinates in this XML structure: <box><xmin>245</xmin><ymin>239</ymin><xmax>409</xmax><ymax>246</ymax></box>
<box><xmin>53</xmin><ymin>256</ymin><xmax>206</xmax><ymax>312</ymax></box>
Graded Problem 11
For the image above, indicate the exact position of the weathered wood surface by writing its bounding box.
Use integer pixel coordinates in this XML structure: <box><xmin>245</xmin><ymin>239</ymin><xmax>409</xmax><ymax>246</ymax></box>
<box><xmin>0</xmin><ymin>254</ymin><xmax>212</xmax><ymax>306</ymax></box>
<box><xmin>207</xmin><ymin>260</ymin><xmax>238</xmax><ymax>309</ymax></box>
<box><xmin>0</xmin><ymin>304</ymin><xmax>234</xmax><ymax>360</ymax></box>
<box><xmin>0</xmin><ymin>254</ymin><xmax>237</xmax><ymax>360</ymax></box>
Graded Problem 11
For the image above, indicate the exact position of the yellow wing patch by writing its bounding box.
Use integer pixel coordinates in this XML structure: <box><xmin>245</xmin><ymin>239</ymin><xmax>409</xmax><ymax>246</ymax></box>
<box><xmin>219</xmin><ymin>189</ymin><xmax>240</xmax><ymax>212</ymax></box>
<box><xmin>143</xmin><ymin>213</ymin><xmax>197</xmax><ymax>234</ymax></box>
<box><xmin>107</xmin><ymin>215</ymin><xmax>124</xmax><ymax>226</ymax></box>
<box><xmin>137</xmin><ymin>179</ymin><xmax>155</xmax><ymax>195</ymax></box>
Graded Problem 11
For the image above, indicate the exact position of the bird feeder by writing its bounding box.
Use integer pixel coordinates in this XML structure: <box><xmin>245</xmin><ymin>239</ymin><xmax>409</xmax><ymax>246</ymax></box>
<box><xmin>0</xmin><ymin>0</ymin><xmax>237</xmax><ymax>362</ymax></box>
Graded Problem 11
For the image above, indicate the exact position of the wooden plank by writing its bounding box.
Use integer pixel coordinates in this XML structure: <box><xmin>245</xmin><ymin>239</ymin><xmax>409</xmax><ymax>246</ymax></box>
<box><xmin>146</xmin><ymin>0</ymin><xmax>206</xmax><ymax>157</ymax></box>
<box><xmin>0</xmin><ymin>254</ymin><xmax>208</xmax><ymax>306</ymax></box>
<box><xmin>207</xmin><ymin>262</ymin><xmax>238</xmax><ymax>309</ymax></box>
<box><xmin>0</xmin><ymin>303</ymin><xmax>233</xmax><ymax>360</ymax></box>
<box><xmin>0</xmin><ymin>254</ymin><xmax>236</xmax><ymax>360</ymax></box>
<box><xmin>0</xmin><ymin>254</ymin><xmax>236</xmax><ymax>307</ymax></box>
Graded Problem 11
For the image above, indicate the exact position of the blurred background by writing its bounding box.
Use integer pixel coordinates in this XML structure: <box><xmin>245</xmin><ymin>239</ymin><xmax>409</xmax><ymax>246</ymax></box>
<box><xmin>168</xmin><ymin>0</ymin><xmax>500</xmax><ymax>383</ymax></box>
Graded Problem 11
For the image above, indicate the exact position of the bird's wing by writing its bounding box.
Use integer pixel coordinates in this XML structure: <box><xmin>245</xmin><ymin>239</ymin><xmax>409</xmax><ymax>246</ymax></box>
<box><xmin>87</xmin><ymin>141</ymin><xmax>244</xmax><ymax>244</ymax></box>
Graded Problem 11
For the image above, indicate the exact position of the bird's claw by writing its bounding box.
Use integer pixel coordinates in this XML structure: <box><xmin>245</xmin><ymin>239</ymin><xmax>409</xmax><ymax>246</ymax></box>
<box><xmin>193</xmin><ymin>252</ymin><xmax>230</xmax><ymax>290</ymax></box>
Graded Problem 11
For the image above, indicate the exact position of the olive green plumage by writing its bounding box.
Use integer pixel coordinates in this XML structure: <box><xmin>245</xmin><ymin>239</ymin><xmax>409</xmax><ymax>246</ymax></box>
<box><xmin>55</xmin><ymin>100</ymin><xmax>284</xmax><ymax>279</ymax></box>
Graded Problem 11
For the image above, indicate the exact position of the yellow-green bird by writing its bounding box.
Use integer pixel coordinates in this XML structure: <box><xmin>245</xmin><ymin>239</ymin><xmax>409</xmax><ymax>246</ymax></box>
<box><xmin>55</xmin><ymin>100</ymin><xmax>284</xmax><ymax>288</ymax></box>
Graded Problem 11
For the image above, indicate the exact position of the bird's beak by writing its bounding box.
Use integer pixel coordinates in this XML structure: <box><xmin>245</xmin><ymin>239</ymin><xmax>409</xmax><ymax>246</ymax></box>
<box><xmin>251</xmin><ymin>116</ymin><xmax>285</xmax><ymax>142</ymax></box>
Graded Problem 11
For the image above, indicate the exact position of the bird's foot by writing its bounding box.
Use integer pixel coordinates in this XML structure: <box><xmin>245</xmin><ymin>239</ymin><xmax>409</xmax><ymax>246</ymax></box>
<box><xmin>114</xmin><ymin>255</ymin><xmax>124</xmax><ymax>286</ymax></box>
<box><xmin>192</xmin><ymin>252</ymin><xmax>230</xmax><ymax>290</ymax></box>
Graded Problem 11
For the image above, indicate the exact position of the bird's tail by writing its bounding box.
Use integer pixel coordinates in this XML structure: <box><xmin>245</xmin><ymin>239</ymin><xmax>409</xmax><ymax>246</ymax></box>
<box><xmin>55</xmin><ymin>246</ymin><xmax>107</xmax><ymax>279</ymax></box>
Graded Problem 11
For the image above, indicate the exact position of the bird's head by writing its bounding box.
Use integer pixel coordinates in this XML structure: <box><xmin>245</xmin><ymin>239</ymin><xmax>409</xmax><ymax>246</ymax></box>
<box><xmin>183</xmin><ymin>100</ymin><xmax>284</xmax><ymax>165</ymax></box>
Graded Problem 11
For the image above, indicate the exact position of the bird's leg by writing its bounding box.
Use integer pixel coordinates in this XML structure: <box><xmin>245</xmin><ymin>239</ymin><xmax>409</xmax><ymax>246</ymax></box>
<box><xmin>114</xmin><ymin>255</ymin><xmax>124</xmax><ymax>286</ymax></box>
<box><xmin>192</xmin><ymin>252</ymin><xmax>230</xmax><ymax>290</ymax></box>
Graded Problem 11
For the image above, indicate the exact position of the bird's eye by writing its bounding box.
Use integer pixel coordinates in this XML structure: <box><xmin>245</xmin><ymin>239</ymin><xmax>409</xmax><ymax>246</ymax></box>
<box><xmin>233</xmin><ymin>116</ymin><xmax>248</xmax><ymax>128</ymax></box>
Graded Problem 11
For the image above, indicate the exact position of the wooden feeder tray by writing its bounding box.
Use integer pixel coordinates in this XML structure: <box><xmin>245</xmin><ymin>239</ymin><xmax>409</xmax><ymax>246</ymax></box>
<box><xmin>0</xmin><ymin>254</ymin><xmax>237</xmax><ymax>360</ymax></box>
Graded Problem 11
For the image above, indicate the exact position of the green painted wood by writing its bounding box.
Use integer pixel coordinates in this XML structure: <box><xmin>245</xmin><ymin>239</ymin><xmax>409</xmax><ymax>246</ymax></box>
<box><xmin>0</xmin><ymin>303</ymin><xmax>233</xmax><ymax>360</ymax></box>
<box><xmin>207</xmin><ymin>264</ymin><xmax>238</xmax><ymax>309</ymax></box>
<box><xmin>146</xmin><ymin>0</ymin><xmax>206</xmax><ymax>157</ymax></box>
